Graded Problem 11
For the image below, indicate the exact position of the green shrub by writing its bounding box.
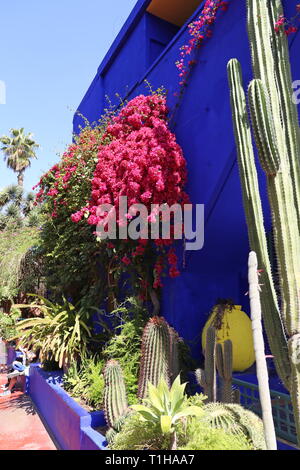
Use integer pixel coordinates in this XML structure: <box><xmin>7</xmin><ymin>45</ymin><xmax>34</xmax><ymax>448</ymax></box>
<box><xmin>0</xmin><ymin>308</ymin><xmax>20</xmax><ymax>340</ymax></box>
<box><xmin>63</xmin><ymin>356</ymin><xmax>104</xmax><ymax>409</ymax></box>
<box><xmin>101</xmin><ymin>301</ymin><xmax>147</xmax><ymax>404</ymax></box>
<box><xmin>200</xmin><ymin>403</ymin><xmax>266</xmax><ymax>450</ymax></box>
<box><xmin>179</xmin><ymin>419</ymin><xmax>253</xmax><ymax>450</ymax></box>
<box><xmin>110</xmin><ymin>412</ymin><xmax>253</xmax><ymax>451</ymax></box>
<box><xmin>109</xmin><ymin>413</ymin><xmax>171</xmax><ymax>450</ymax></box>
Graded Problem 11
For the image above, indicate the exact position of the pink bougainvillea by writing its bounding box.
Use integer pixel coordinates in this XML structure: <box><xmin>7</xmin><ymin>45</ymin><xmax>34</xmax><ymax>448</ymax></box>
<box><xmin>34</xmin><ymin>93</ymin><xmax>189</xmax><ymax>291</ymax></box>
<box><xmin>75</xmin><ymin>94</ymin><xmax>189</xmax><ymax>232</ymax></box>
<box><xmin>274</xmin><ymin>4</ymin><xmax>300</xmax><ymax>35</ymax></box>
<box><xmin>176</xmin><ymin>0</ymin><xmax>229</xmax><ymax>87</ymax></box>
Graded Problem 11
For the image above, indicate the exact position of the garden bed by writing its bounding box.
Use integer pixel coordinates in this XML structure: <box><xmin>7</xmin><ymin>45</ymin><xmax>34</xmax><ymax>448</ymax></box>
<box><xmin>28</xmin><ymin>365</ymin><xmax>107</xmax><ymax>450</ymax></box>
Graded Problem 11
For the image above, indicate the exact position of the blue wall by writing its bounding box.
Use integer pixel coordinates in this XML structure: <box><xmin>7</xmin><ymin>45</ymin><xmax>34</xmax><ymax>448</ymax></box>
<box><xmin>73</xmin><ymin>0</ymin><xmax>300</xmax><ymax>359</ymax></box>
<box><xmin>29</xmin><ymin>365</ymin><xmax>107</xmax><ymax>450</ymax></box>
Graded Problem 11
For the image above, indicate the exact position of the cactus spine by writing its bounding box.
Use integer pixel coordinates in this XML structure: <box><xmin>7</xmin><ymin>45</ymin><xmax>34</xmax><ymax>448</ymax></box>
<box><xmin>103</xmin><ymin>360</ymin><xmax>128</xmax><ymax>430</ymax></box>
<box><xmin>196</xmin><ymin>326</ymin><xmax>216</xmax><ymax>402</ymax></box>
<box><xmin>227</xmin><ymin>0</ymin><xmax>300</xmax><ymax>444</ymax></box>
<box><xmin>137</xmin><ymin>316</ymin><xmax>171</xmax><ymax>399</ymax></box>
<box><xmin>248</xmin><ymin>251</ymin><xmax>277</xmax><ymax>450</ymax></box>
<box><xmin>216</xmin><ymin>340</ymin><xmax>233</xmax><ymax>403</ymax></box>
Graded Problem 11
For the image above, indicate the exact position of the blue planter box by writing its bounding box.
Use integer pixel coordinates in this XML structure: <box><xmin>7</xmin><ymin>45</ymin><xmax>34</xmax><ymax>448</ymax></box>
<box><xmin>28</xmin><ymin>365</ymin><xmax>107</xmax><ymax>450</ymax></box>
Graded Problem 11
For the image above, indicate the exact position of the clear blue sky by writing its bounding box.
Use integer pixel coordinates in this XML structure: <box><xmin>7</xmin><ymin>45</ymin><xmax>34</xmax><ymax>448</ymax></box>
<box><xmin>0</xmin><ymin>0</ymin><xmax>137</xmax><ymax>193</ymax></box>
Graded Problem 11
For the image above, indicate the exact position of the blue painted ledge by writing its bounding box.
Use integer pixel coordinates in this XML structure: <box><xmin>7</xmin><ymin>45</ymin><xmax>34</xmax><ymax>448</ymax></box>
<box><xmin>28</xmin><ymin>365</ymin><xmax>107</xmax><ymax>450</ymax></box>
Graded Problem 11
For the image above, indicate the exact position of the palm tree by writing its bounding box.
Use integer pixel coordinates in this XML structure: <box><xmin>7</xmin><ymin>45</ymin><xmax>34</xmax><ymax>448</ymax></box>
<box><xmin>0</xmin><ymin>128</ymin><xmax>39</xmax><ymax>186</ymax></box>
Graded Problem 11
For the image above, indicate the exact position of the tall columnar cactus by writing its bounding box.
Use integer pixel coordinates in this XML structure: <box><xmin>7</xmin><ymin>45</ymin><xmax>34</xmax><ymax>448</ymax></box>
<box><xmin>103</xmin><ymin>360</ymin><xmax>128</xmax><ymax>430</ymax></box>
<box><xmin>169</xmin><ymin>326</ymin><xmax>181</xmax><ymax>384</ymax></box>
<box><xmin>137</xmin><ymin>316</ymin><xmax>171</xmax><ymax>399</ymax></box>
<box><xmin>248</xmin><ymin>251</ymin><xmax>277</xmax><ymax>450</ymax></box>
<box><xmin>227</xmin><ymin>0</ymin><xmax>300</xmax><ymax>444</ymax></box>
<box><xmin>216</xmin><ymin>340</ymin><xmax>233</xmax><ymax>403</ymax></box>
<box><xmin>195</xmin><ymin>326</ymin><xmax>217</xmax><ymax>402</ymax></box>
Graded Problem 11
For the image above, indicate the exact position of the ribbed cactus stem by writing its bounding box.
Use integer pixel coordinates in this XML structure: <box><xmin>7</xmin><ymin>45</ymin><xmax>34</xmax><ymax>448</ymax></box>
<box><xmin>196</xmin><ymin>326</ymin><xmax>216</xmax><ymax>402</ymax></box>
<box><xmin>248</xmin><ymin>251</ymin><xmax>277</xmax><ymax>450</ymax></box>
<box><xmin>216</xmin><ymin>340</ymin><xmax>233</xmax><ymax>403</ymax></box>
<box><xmin>227</xmin><ymin>58</ymin><xmax>290</xmax><ymax>389</ymax></box>
<box><xmin>103</xmin><ymin>360</ymin><xmax>128</xmax><ymax>429</ymax></box>
<box><xmin>169</xmin><ymin>326</ymin><xmax>181</xmax><ymax>384</ymax></box>
<box><xmin>138</xmin><ymin>316</ymin><xmax>171</xmax><ymax>399</ymax></box>
<box><xmin>228</xmin><ymin>0</ymin><xmax>300</xmax><ymax>445</ymax></box>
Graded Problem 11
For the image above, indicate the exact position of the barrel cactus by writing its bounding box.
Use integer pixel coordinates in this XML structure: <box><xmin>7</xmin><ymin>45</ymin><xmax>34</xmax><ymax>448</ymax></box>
<box><xmin>201</xmin><ymin>403</ymin><xmax>266</xmax><ymax>450</ymax></box>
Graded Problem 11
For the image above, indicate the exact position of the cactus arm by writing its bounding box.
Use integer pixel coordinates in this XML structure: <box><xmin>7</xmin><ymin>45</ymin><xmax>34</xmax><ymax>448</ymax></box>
<box><xmin>216</xmin><ymin>341</ymin><xmax>233</xmax><ymax>403</ymax></box>
<box><xmin>227</xmin><ymin>58</ymin><xmax>291</xmax><ymax>388</ymax></box>
<box><xmin>248</xmin><ymin>251</ymin><xmax>277</xmax><ymax>450</ymax></box>
<box><xmin>196</xmin><ymin>326</ymin><xmax>216</xmax><ymax>402</ymax></box>
<box><xmin>204</xmin><ymin>326</ymin><xmax>217</xmax><ymax>402</ymax></box>
<box><xmin>248</xmin><ymin>79</ymin><xmax>300</xmax><ymax>335</ymax></box>
<box><xmin>269</xmin><ymin>0</ymin><xmax>300</xmax><ymax>230</ymax></box>
<box><xmin>248</xmin><ymin>0</ymin><xmax>300</xmax><ymax>229</ymax></box>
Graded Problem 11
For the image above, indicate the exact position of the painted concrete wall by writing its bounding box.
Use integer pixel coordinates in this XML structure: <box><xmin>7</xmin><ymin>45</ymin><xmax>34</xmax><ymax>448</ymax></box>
<box><xmin>73</xmin><ymin>0</ymin><xmax>300</xmax><ymax>358</ymax></box>
<box><xmin>29</xmin><ymin>365</ymin><xmax>107</xmax><ymax>450</ymax></box>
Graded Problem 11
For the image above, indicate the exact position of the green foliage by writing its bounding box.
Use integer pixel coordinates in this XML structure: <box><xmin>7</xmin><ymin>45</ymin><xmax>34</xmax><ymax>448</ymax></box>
<box><xmin>109</xmin><ymin>412</ymin><xmax>171</xmax><ymax>450</ymax></box>
<box><xmin>37</xmin><ymin>123</ymin><xmax>110</xmax><ymax>305</ymax></box>
<box><xmin>40</xmin><ymin>214</ymin><xmax>104</xmax><ymax>305</ymax></box>
<box><xmin>14</xmin><ymin>295</ymin><xmax>94</xmax><ymax>368</ymax></box>
<box><xmin>0</xmin><ymin>226</ymin><xmax>40</xmax><ymax>300</ymax></box>
<box><xmin>0</xmin><ymin>308</ymin><xmax>20</xmax><ymax>340</ymax></box>
<box><xmin>63</xmin><ymin>355</ymin><xmax>105</xmax><ymax>409</ymax></box>
<box><xmin>110</xmin><ymin>406</ymin><xmax>252</xmax><ymax>451</ymax></box>
<box><xmin>101</xmin><ymin>299</ymin><xmax>147</xmax><ymax>404</ymax></box>
<box><xmin>132</xmin><ymin>376</ymin><xmax>203</xmax><ymax>435</ymax></box>
<box><xmin>178</xmin><ymin>419</ymin><xmax>253</xmax><ymax>451</ymax></box>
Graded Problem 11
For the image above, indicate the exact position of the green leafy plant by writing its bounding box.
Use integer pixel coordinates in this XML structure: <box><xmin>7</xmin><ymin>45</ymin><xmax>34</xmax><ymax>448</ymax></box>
<box><xmin>109</xmin><ymin>412</ymin><xmax>171</xmax><ymax>450</ymax></box>
<box><xmin>131</xmin><ymin>375</ymin><xmax>203</xmax><ymax>450</ymax></box>
<box><xmin>63</xmin><ymin>355</ymin><xmax>104</xmax><ymax>409</ymax></box>
<box><xmin>14</xmin><ymin>295</ymin><xmax>94</xmax><ymax>369</ymax></box>
<box><xmin>0</xmin><ymin>308</ymin><xmax>20</xmax><ymax>340</ymax></box>
<box><xmin>110</xmin><ymin>397</ymin><xmax>252</xmax><ymax>451</ymax></box>
<box><xmin>178</xmin><ymin>419</ymin><xmax>253</xmax><ymax>451</ymax></box>
<box><xmin>0</xmin><ymin>226</ymin><xmax>40</xmax><ymax>301</ymax></box>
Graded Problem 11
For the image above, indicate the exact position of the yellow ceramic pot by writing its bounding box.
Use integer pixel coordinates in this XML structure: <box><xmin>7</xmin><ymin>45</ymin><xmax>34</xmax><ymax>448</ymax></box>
<box><xmin>202</xmin><ymin>305</ymin><xmax>255</xmax><ymax>372</ymax></box>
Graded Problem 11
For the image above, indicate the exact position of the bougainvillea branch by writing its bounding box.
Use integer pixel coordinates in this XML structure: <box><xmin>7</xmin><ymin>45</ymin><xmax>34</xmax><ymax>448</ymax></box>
<box><xmin>34</xmin><ymin>93</ymin><xmax>190</xmax><ymax>306</ymax></box>
<box><xmin>175</xmin><ymin>0</ymin><xmax>229</xmax><ymax>87</ymax></box>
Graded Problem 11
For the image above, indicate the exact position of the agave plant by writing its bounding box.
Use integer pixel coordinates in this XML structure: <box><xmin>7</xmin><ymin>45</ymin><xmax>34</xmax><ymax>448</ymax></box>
<box><xmin>13</xmin><ymin>295</ymin><xmax>93</xmax><ymax>369</ymax></box>
<box><xmin>131</xmin><ymin>375</ymin><xmax>203</xmax><ymax>450</ymax></box>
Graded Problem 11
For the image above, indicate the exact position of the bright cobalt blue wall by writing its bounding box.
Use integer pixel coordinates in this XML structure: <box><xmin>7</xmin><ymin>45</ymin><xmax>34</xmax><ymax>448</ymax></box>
<box><xmin>73</xmin><ymin>0</ymin><xmax>300</xmax><ymax>359</ymax></box>
<box><xmin>29</xmin><ymin>365</ymin><xmax>107</xmax><ymax>450</ymax></box>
